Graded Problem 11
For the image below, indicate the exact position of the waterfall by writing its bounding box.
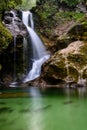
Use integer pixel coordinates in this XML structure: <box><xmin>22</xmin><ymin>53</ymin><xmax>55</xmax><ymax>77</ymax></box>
<box><xmin>22</xmin><ymin>11</ymin><xmax>50</xmax><ymax>82</ymax></box>
<box><xmin>22</xmin><ymin>11</ymin><xmax>34</xmax><ymax>29</ymax></box>
<box><xmin>9</xmin><ymin>36</ymin><xmax>17</xmax><ymax>87</ymax></box>
<box><xmin>13</xmin><ymin>36</ymin><xmax>17</xmax><ymax>81</ymax></box>
<box><xmin>23</xmin><ymin>37</ymin><xmax>28</xmax><ymax>74</ymax></box>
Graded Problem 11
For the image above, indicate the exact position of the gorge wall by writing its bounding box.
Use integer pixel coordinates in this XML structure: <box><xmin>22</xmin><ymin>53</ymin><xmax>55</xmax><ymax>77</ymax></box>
<box><xmin>30</xmin><ymin>0</ymin><xmax>87</xmax><ymax>87</ymax></box>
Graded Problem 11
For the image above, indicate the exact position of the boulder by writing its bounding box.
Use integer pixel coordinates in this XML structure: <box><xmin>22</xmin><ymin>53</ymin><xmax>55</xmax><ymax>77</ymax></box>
<box><xmin>41</xmin><ymin>41</ymin><xmax>87</xmax><ymax>86</ymax></box>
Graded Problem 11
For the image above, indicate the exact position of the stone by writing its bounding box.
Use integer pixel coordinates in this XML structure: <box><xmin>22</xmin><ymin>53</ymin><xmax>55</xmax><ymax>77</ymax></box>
<box><xmin>4</xmin><ymin>16</ymin><xmax>13</xmax><ymax>24</ymax></box>
<box><xmin>41</xmin><ymin>41</ymin><xmax>87</xmax><ymax>85</ymax></box>
<box><xmin>3</xmin><ymin>10</ymin><xmax>28</xmax><ymax>37</ymax></box>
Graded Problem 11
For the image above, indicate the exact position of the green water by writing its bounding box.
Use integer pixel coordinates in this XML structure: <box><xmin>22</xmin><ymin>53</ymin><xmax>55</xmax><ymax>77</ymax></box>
<box><xmin>0</xmin><ymin>87</ymin><xmax>87</xmax><ymax>130</ymax></box>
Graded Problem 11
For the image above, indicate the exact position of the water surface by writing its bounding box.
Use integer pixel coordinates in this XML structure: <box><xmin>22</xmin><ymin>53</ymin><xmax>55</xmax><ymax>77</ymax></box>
<box><xmin>0</xmin><ymin>87</ymin><xmax>87</xmax><ymax>130</ymax></box>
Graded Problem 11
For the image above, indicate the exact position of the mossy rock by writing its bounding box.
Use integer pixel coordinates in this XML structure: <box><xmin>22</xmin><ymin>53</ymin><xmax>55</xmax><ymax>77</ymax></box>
<box><xmin>67</xmin><ymin>53</ymin><xmax>87</xmax><ymax>68</ymax></box>
<box><xmin>0</xmin><ymin>22</ymin><xmax>12</xmax><ymax>52</ymax></box>
<box><xmin>82</xmin><ymin>68</ymin><xmax>87</xmax><ymax>79</ymax></box>
<box><xmin>66</xmin><ymin>66</ymin><xmax>79</xmax><ymax>81</ymax></box>
<box><xmin>47</xmin><ymin>64</ymin><xmax>67</xmax><ymax>79</ymax></box>
<box><xmin>42</xmin><ymin>41</ymin><xmax>87</xmax><ymax>84</ymax></box>
<box><xmin>68</xmin><ymin>19</ymin><xmax>87</xmax><ymax>41</ymax></box>
<box><xmin>80</xmin><ymin>42</ymin><xmax>87</xmax><ymax>54</ymax></box>
<box><xmin>42</xmin><ymin>54</ymin><xmax>67</xmax><ymax>83</ymax></box>
<box><xmin>43</xmin><ymin>64</ymin><xmax>67</xmax><ymax>85</ymax></box>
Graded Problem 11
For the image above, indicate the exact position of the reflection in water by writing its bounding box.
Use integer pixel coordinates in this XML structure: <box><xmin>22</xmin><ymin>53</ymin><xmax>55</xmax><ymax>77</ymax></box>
<box><xmin>29</xmin><ymin>88</ymin><xmax>43</xmax><ymax>130</ymax></box>
<box><xmin>78</xmin><ymin>87</ymin><xmax>87</xmax><ymax>97</ymax></box>
<box><xmin>29</xmin><ymin>88</ymin><xmax>41</xmax><ymax>97</ymax></box>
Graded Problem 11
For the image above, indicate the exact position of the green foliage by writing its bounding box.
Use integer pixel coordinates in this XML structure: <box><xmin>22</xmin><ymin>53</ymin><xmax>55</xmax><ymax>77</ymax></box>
<box><xmin>36</xmin><ymin>0</ymin><xmax>85</xmax><ymax>23</ymax></box>
<box><xmin>59</xmin><ymin>0</ymin><xmax>79</xmax><ymax>8</ymax></box>
<box><xmin>7</xmin><ymin>0</ymin><xmax>17</xmax><ymax>9</ymax></box>
<box><xmin>35</xmin><ymin>0</ymin><xmax>85</xmax><ymax>39</ymax></box>
<box><xmin>0</xmin><ymin>22</ymin><xmax>12</xmax><ymax>52</ymax></box>
<box><xmin>19</xmin><ymin>0</ymin><xmax>36</xmax><ymax>10</ymax></box>
<box><xmin>37</xmin><ymin>0</ymin><xmax>87</xmax><ymax>9</ymax></box>
<box><xmin>42</xmin><ymin>2</ymin><xmax>57</xmax><ymax>19</ymax></box>
<box><xmin>0</xmin><ymin>0</ymin><xmax>22</xmax><ymax>20</ymax></box>
<box><xmin>54</xmin><ymin>11</ymin><xmax>85</xmax><ymax>21</ymax></box>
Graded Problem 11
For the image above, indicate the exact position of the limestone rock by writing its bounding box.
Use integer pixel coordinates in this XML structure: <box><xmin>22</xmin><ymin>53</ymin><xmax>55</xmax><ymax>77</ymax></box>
<box><xmin>3</xmin><ymin>10</ymin><xmax>28</xmax><ymax>38</ymax></box>
<box><xmin>41</xmin><ymin>41</ymin><xmax>87</xmax><ymax>85</ymax></box>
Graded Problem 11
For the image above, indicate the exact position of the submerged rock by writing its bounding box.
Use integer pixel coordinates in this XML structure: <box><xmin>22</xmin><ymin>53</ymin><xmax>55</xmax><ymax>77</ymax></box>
<box><xmin>0</xmin><ymin>107</ymin><xmax>13</xmax><ymax>114</ymax></box>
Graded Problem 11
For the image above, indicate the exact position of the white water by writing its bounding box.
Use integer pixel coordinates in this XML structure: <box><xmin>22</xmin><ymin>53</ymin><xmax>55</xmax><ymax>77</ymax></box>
<box><xmin>22</xmin><ymin>11</ymin><xmax>34</xmax><ymax>29</ymax></box>
<box><xmin>22</xmin><ymin>11</ymin><xmax>50</xmax><ymax>82</ymax></box>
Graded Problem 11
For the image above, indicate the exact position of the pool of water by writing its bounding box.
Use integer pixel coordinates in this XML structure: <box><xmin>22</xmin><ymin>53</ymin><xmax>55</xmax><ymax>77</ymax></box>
<box><xmin>0</xmin><ymin>87</ymin><xmax>87</xmax><ymax>130</ymax></box>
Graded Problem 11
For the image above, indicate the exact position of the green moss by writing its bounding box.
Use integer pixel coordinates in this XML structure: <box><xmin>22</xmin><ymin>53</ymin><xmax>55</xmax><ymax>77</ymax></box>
<box><xmin>81</xmin><ymin>20</ymin><xmax>87</xmax><ymax>25</ymax></box>
<box><xmin>80</xmin><ymin>43</ymin><xmax>87</xmax><ymax>54</ymax></box>
<box><xmin>47</xmin><ymin>64</ymin><xmax>67</xmax><ymax>79</ymax></box>
<box><xmin>83</xmin><ymin>32</ymin><xmax>87</xmax><ymax>36</ymax></box>
<box><xmin>68</xmin><ymin>54</ymin><xmax>87</xmax><ymax>67</ymax></box>
<box><xmin>68</xmin><ymin>18</ymin><xmax>87</xmax><ymax>40</ymax></box>
<box><xmin>54</xmin><ymin>12</ymin><xmax>84</xmax><ymax>22</ymax></box>
<box><xmin>82</xmin><ymin>68</ymin><xmax>87</xmax><ymax>79</ymax></box>
<box><xmin>68</xmin><ymin>66</ymin><xmax>79</xmax><ymax>81</ymax></box>
<box><xmin>0</xmin><ymin>22</ymin><xmax>12</xmax><ymax>52</ymax></box>
<box><xmin>0</xmin><ymin>0</ymin><xmax>22</xmax><ymax>21</ymax></box>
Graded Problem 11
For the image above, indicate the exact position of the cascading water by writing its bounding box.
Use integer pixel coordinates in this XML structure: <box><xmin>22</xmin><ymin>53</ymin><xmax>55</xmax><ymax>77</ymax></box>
<box><xmin>23</xmin><ymin>37</ymin><xmax>28</xmax><ymax>74</ymax></box>
<box><xmin>13</xmin><ymin>36</ymin><xmax>17</xmax><ymax>81</ymax></box>
<box><xmin>22</xmin><ymin>11</ymin><xmax>50</xmax><ymax>82</ymax></box>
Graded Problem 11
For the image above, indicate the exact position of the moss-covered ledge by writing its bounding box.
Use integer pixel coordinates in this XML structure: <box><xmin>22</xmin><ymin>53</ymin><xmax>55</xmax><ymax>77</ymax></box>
<box><xmin>0</xmin><ymin>22</ymin><xmax>12</xmax><ymax>52</ymax></box>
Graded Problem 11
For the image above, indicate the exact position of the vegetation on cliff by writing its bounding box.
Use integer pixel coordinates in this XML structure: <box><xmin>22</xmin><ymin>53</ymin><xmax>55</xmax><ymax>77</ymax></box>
<box><xmin>31</xmin><ymin>0</ymin><xmax>87</xmax><ymax>86</ymax></box>
<box><xmin>0</xmin><ymin>0</ymin><xmax>22</xmax><ymax>73</ymax></box>
<box><xmin>0</xmin><ymin>0</ymin><xmax>22</xmax><ymax>20</ymax></box>
<box><xmin>0</xmin><ymin>0</ymin><xmax>22</xmax><ymax>52</ymax></box>
<box><xmin>0</xmin><ymin>22</ymin><xmax>12</xmax><ymax>52</ymax></box>
<box><xmin>20</xmin><ymin>0</ymin><xmax>36</xmax><ymax>10</ymax></box>
<box><xmin>31</xmin><ymin>0</ymin><xmax>86</xmax><ymax>53</ymax></box>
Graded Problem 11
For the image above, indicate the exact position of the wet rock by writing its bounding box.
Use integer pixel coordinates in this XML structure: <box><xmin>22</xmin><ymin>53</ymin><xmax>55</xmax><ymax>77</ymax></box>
<box><xmin>4</xmin><ymin>11</ymin><xmax>14</xmax><ymax>17</ymax></box>
<box><xmin>20</xmin><ymin>105</ymin><xmax>51</xmax><ymax>113</ymax></box>
<box><xmin>4</xmin><ymin>16</ymin><xmax>13</xmax><ymax>24</ymax></box>
<box><xmin>3</xmin><ymin>10</ymin><xmax>28</xmax><ymax>37</ymax></box>
<box><xmin>63</xmin><ymin>100</ymin><xmax>73</xmax><ymax>104</ymax></box>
